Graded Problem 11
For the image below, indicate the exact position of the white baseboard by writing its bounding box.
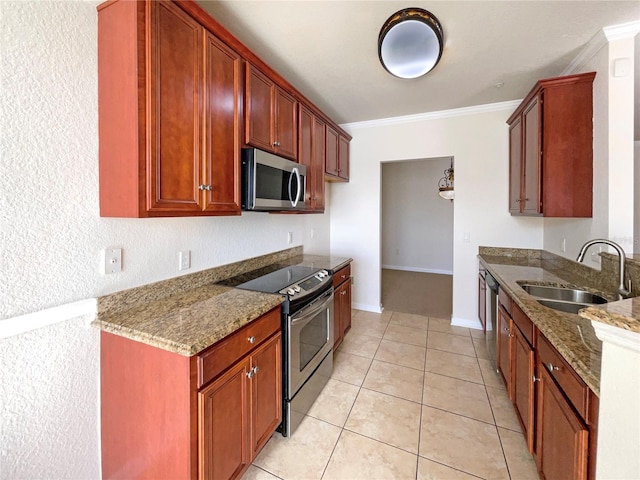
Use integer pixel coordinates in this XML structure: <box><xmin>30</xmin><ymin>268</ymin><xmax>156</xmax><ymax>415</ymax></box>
<box><xmin>451</xmin><ymin>316</ymin><xmax>483</xmax><ymax>331</ymax></box>
<box><xmin>0</xmin><ymin>299</ymin><xmax>97</xmax><ymax>339</ymax></box>
<box><xmin>382</xmin><ymin>265</ymin><xmax>453</xmax><ymax>275</ymax></box>
<box><xmin>352</xmin><ymin>302</ymin><xmax>383</xmax><ymax>314</ymax></box>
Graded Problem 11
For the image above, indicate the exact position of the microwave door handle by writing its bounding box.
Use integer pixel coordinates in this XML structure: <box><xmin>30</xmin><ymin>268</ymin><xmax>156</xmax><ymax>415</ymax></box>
<box><xmin>290</xmin><ymin>167</ymin><xmax>300</xmax><ymax>207</ymax></box>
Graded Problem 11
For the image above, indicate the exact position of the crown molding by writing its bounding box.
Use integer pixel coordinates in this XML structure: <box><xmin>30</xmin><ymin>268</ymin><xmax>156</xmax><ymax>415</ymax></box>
<box><xmin>341</xmin><ymin>100</ymin><xmax>522</xmax><ymax>130</ymax></box>
<box><xmin>562</xmin><ymin>20</ymin><xmax>640</xmax><ymax>76</ymax></box>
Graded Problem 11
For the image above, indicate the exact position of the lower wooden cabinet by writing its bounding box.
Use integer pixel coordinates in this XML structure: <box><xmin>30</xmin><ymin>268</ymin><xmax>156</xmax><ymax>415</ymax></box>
<box><xmin>332</xmin><ymin>263</ymin><xmax>352</xmax><ymax>349</ymax></box>
<box><xmin>487</xmin><ymin>276</ymin><xmax>599</xmax><ymax>480</ymax></box>
<box><xmin>535</xmin><ymin>365</ymin><xmax>589</xmax><ymax>480</ymax></box>
<box><xmin>101</xmin><ymin>306</ymin><xmax>282</xmax><ymax>480</ymax></box>
<box><xmin>199</xmin><ymin>332</ymin><xmax>281</xmax><ymax>480</ymax></box>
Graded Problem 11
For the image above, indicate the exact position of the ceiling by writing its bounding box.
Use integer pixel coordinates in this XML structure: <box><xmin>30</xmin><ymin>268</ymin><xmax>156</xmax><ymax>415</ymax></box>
<box><xmin>197</xmin><ymin>1</ymin><xmax>640</xmax><ymax>135</ymax></box>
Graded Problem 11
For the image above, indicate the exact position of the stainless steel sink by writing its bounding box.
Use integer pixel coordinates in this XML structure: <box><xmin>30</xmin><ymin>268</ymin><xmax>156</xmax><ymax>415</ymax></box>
<box><xmin>519</xmin><ymin>284</ymin><xmax>608</xmax><ymax>314</ymax></box>
<box><xmin>520</xmin><ymin>284</ymin><xmax>608</xmax><ymax>304</ymax></box>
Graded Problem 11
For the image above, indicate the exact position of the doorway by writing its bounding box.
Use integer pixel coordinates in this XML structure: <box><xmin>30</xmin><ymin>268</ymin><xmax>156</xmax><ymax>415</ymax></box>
<box><xmin>380</xmin><ymin>157</ymin><xmax>454</xmax><ymax>318</ymax></box>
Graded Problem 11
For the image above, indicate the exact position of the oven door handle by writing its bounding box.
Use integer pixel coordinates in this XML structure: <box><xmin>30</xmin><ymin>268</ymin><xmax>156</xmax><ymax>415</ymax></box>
<box><xmin>290</xmin><ymin>290</ymin><xmax>334</xmax><ymax>327</ymax></box>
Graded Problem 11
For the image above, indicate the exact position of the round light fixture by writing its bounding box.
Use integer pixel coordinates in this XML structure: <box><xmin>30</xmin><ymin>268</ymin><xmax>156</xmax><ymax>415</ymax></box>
<box><xmin>378</xmin><ymin>8</ymin><xmax>444</xmax><ymax>79</ymax></box>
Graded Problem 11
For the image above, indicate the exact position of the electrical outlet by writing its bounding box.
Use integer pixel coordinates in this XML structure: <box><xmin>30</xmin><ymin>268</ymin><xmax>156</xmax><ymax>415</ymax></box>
<box><xmin>287</xmin><ymin>232</ymin><xmax>293</xmax><ymax>245</ymax></box>
<box><xmin>310</xmin><ymin>228</ymin><xmax>315</xmax><ymax>239</ymax></box>
<box><xmin>103</xmin><ymin>248</ymin><xmax>122</xmax><ymax>274</ymax></box>
<box><xmin>561</xmin><ymin>238</ymin><xmax>566</xmax><ymax>252</ymax></box>
<box><xmin>179</xmin><ymin>250</ymin><xmax>191</xmax><ymax>271</ymax></box>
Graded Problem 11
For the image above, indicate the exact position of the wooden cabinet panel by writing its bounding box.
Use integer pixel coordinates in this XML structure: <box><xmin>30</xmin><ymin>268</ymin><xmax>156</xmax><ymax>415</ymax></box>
<box><xmin>245</xmin><ymin>66</ymin><xmax>274</xmax><ymax>152</ymax></box>
<box><xmin>199</xmin><ymin>358</ymin><xmax>251</xmax><ymax>480</ymax></box>
<box><xmin>198</xmin><ymin>307</ymin><xmax>280</xmax><ymax>388</ymax></box>
<box><xmin>332</xmin><ymin>264</ymin><xmax>352</xmax><ymax>349</ymax></box>
<box><xmin>497</xmin><ymin>305</ymin><xmax>513</xmax><ymax>396</ymax></box>
<box><xmin>338</xmin><ymin>134</ymin><xmax>350</xmax><ymax>181</ymax></box>
<box><xmin>245</xmin><ymin>64</ymin><xmax>297</xmax><ymax>160</ymax></box>
<box><xmin>250</xmin><ymin>334</ymin><xmax>282</xmax><ymax>456</ymax></box>
<box><xmin>506</xmin><ymin>72</ymin><xmax>595</xmax><ymax>217</ymax></box>
<box><xmin>149</xmin><ymin>1</ymin><xmax>203</xmax><ymax>213</ymax></box>
<box><xmin>202</xmin><ymin>31</ymin><xmax>242</xmax><ymax>213</ymax></box>
<box><xmin>513</xmin><ymin>327</ymin><xmax>535</xmax><ymax>452</ymax></box>
<box><xmin>325</xmin><ymin>125</ymin><xmax>339</xmax><ymax>177</ymax></box>
<box><xmin>522</xmin><ymin>97</ymin><xmax>541</xmax><ymax>214</ymax></box>
<box><xmin>508</xmin><ymin>116</ymin><xmax>523</xmax><ymax>214</ymax></box>
<box><xmin>298</xmin><ymin>104</ymin><xmax>325</xmax><ymax>212</ymax></box>
<box><xmin>98</xmin><ymin>0</ymin><xmax>241</xmax><ymax>217</ymax></box>
<box><xmin>478</xmin><ymin>270</ymin><xmax>486</xmax><ymax>331</ymax></box>
<box><xmin>535</xmin><ymin>366</ymin><xmax>588</xmax><ymax>480</ymax></box>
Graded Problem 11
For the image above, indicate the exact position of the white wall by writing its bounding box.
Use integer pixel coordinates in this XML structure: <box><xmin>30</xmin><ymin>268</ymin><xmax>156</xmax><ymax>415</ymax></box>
<box><xmin>0</xmin><ymin>2</ymin><xmax>330</xmax><ymax>477</ymax></box>
<box><xmin>381</xmin><ymin>158</ymin><xmax>454</xmax><ymax>274</ymax></box>
<box><xmin>544</xmin><ymin>27</ymin><xmax>637</xmax><ymax>260</ymax></box>
<box><xmin>332</xmin><ymin>104</ymin><xmax>544</xmax><ymax>321</ymax></box>
<box><xmin>635</xmin><ymin>141</ymin><xmax>640</xmax><ymax>253</ymax></box>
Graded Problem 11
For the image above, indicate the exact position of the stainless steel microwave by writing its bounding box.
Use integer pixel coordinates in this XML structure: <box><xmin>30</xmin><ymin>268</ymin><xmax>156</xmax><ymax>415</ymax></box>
<box><xmin>241</xmin><ymin>148</ymin><xmax>306</xmax><ymax>211</ymax></box>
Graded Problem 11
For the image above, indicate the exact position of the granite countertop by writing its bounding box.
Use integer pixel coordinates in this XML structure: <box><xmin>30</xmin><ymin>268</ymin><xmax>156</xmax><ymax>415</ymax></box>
<box><xmin>94</xmin><ymin>248</ymin><xmax>352</xmax><ymax>356</ymax></box>
<box><xmin>580</xmin><ymin>297</ymin><xmax>640</xmax><ymax>334</ymax></box>
<box><xmin>478</xmin><ymin>252</ymin><xmax>606</xmax><ymax>396</ymax></box>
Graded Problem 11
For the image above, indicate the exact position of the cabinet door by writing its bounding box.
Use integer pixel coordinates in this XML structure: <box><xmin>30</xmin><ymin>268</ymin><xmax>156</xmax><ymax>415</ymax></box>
<box><xmin>536</xmin><ymin>366</ymin><xmax>588</xmax><ymax>480</ymax></box>
<box><xmin>274</xmin><ymin>87</ymin><xmax>297</xmax><ymax>160</ymax></box>
<box><xmin>339</xmin><ymin>279</ymin><xmax>352</xmax><ymax>336</ymax></box>
<box><xmin>522</xmin><ymin>97</ymin><xmax>541</xmax><ymax>214</ymax></box>
<box><xmin>338</xmin><ymin>135</ymin><xmax>350</xmax><ymax>180</ymax></box>
<box><xmin>202</xmin><ymin>31</ymin><xmax>241</xmax><ymax>214</ymax></box>
<box><xmin>298</xmin><ymin>105</ymin><xmax>314</xmax><ymax>208</ymax></box>
<box><xmin>497</xmin><ymin>305</ymin><xmax>513</xmax><ymax>396</ymax></box>
<box><xmin>513</xmin><ymin>327</ymin><xmax>535</xmax><ymax>452</ymax></box>
<box><xmin>333</xmin><ymin>284</ymin><xmax>344</xmax><ymax>350</ymax></box>
<box><xmin>325</xmin><ymin>125</ymin><xmax>339</xmax><ymax>177</ymax></box>
<box><xmin>508</xmin><ymin>116</ymin><xmax>523</xmax><ymax>214</ymax></box>
<box><xmin>245</xmin><ymin>65</ymin><xmax>274</xmax><ymax>152</ymax></box>
<box><xmin>250</xmin><ymin>333</ymin><xmax>282</xmax><ymax>456</ymax></box>
<box><xmin>148</xmin><ymin>1</ymin><xmax>203</xmax><ymax>213</ymax></box>
<box><xmin>199</xmin><ymin>358</ymin><xmax>251</xmax><ymax>480</ymax></box>
<box><xmin>312</xmin><ymin>115</ymin><xmax>326</xmax><ymax>210</ymax></box>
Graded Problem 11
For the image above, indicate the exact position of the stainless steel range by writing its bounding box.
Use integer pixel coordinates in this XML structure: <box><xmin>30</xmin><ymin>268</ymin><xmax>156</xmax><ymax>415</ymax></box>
<box><xmin>220</xmin><ymin>264</ymin><xmax>334</xmax><ymax>436</ymax></box>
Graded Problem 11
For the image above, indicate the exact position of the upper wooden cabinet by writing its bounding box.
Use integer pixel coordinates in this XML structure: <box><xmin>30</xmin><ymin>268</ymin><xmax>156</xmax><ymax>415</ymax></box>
<box><xmin>298</xmin><ymin>104</ymin><xmax>326</xmax><ymax>212</ymax></box>
<box><xmin>507</xmin><ymin>72</ymin><xmax>595</xmax><ymax>217</ymax></box>
<box><xmin>325</xmin><ymin>125</ymin><xmax>350</xmax><ymax>182</ymax></box>
<box><xmin>98</xmin><ymin>0</ymin><xmax>242</xmax><ymax>217</ymax></box>
<box><xmin>245</xmin><ymin>64</ymin><xmax>297</xmax><ymax>160</ymax></box>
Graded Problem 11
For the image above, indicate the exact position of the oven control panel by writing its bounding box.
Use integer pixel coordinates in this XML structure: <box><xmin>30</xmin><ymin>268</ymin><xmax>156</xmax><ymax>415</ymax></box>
<box><xmin>280</xmin><ymin>270</ymin><xmax>330</xmax><ymax>298</ymax></box>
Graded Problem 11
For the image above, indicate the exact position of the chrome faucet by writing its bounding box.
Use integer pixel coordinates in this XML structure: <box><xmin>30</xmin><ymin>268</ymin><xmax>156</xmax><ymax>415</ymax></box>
<box><xmin>576</xmin><ymin>239</ymin><xmax>632</xmax><ymax>300</ymax></box>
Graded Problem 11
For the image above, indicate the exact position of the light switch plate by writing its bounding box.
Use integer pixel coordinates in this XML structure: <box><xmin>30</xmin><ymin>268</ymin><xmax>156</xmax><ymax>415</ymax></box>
<box><xmin>179</xmin><ymin>250</ymin><xmax>191</xmax><ymax>271</ymax></box>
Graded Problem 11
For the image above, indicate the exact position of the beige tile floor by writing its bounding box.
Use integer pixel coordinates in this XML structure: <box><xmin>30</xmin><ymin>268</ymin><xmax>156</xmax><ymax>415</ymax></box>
<box><xmin>242</xmin><ymin>310</ymin><xmax>540</xmax><ymax>480</ymax></box>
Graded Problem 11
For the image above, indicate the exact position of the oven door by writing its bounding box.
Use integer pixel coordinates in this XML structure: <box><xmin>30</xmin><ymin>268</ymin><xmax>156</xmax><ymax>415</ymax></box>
<box><xmin>287</xmin><ymin>288</ymin><xmax>334</xmax><ymax>397</ymax></box>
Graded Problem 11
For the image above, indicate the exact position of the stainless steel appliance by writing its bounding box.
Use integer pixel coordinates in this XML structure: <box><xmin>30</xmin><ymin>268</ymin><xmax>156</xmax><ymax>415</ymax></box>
<box><xmin>220</xmin><ymin>264</ymin><xmax>333</xmax><ymax>436</ymax></box>
<box><xmin>485</xmin><ymin>271</ymin><xmax>499</xmax><ymax>368</ymax></box>
<box><xmin>241</xmin><ymin>148</ymin><xmax>306</xmax><ymax>212</ymax></box>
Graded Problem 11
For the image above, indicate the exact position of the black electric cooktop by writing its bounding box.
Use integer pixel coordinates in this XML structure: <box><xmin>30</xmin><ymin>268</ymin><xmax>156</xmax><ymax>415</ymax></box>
<box><xmin>218</xmin><ymin>264</ymin><xmax>320</xmax><ymax>293</ymax></box>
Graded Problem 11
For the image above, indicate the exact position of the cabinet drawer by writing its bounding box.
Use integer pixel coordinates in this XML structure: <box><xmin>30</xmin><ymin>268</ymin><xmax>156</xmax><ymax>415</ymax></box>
<box><xmin>512</xmin><ymin>303</ymin><xmax>534</xmax><ymax>345</ymax></box>
<box><xmin>198</xmin><ymin>307</ymin><xmax>281</xmax><ymax>388</ymax></box>
<box><xmin>333</xmin><ymin>264</ymin><xmax>351</xmax><ymax>288</ymax></box>
<box><xmin>498</xmin><ymin>287</ymin><xmax>512</xmax><ymax>314</ymax></box>
<box><xmin>537</xmin><ymin>333</ymin><xmax>589</xmax><ymax>419</ymax></box>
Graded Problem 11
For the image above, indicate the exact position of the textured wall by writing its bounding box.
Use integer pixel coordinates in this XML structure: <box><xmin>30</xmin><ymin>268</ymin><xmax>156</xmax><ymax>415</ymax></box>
<box><xmin>0</xmin><ymin>1</ymin><xmax>330</xmax><ymax>477</ymax></box>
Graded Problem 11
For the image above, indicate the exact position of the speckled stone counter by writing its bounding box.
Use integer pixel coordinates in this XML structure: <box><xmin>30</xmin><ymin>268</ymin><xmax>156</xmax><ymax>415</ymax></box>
<box><xmin>478</xmin><ymin>248</ymin><xmax>608</xmax><ymax>396</ymax></box>
<box><xmin>94</xmin><ymin>247</ymin><xmax>352</xmax><ymax>356</ymax></box>
<box><xmin>580</xmin><ymin>298</ymin><xmax>640</xmax><ymax>334</ymax></box>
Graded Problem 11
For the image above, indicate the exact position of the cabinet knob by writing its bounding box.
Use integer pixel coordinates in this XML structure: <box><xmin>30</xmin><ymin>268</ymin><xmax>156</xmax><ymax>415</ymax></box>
<box><xmin>532</xmin><ymin>375</ymin><xmax>541</xmax><ymax>383</ymax></box>
<box><xmin>273</xmin><ymin>141</ymin><xmax>281</xmax><ymax>147</ymax></box>
<box><xmin>546</xmin><ymin>362</ymin><xmax>559</xmax><ymax>372</ymax></box>
<box><xmin>248</xmin><ymin>336</ymin><xmax>256</xmax><ymax>344</ymax></box>
<box><xmin>199</xmin><ymin>184</ymin><xmax>213</xmax><ymax>191</ymax></box>
<box><xmin>341</xmin><ymin>290</ymin><xmax>347</xmax><ymax>296</ymax></box>
<box><xmin>246</xmin><ymin>370</ymin><xmax>254</xmax><ymax>379</ymax></box>
<box><xmin>515</xmin><ymin>198</ymin><xmax>522</xmax><ymax>203</ymax></box>
<box><xmin>252</xmin><ymin>366</ymin><xmax>259</xmax><ymax>375</ymax></box>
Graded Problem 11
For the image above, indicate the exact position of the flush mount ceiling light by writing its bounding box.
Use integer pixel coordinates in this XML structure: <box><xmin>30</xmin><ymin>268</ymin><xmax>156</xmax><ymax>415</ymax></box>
<box><xmin>438</xmin><ymin>159</ymin><xmax>454</xmax><ymax>200</ymax></box>
<box><xmin>378</xmin><ymin>8</ymin><xmax>444</xmax><ymax>79</ymax></box>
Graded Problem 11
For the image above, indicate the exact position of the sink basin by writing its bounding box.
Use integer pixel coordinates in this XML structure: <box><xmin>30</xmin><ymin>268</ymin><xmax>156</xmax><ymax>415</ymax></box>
<box><xmin>520</xmin><ymin>284</ymin><xmax>608</xmax><ymax>304</ymax></box>
<box><xmin>536</xmin><ymin>299</ymin><xmax>593</xmax><ymax>315</ymax></box>
<box><xmin>519</xmin><ymin>284</ymin><xmax>608</xmax><ymax>314</ymax></box>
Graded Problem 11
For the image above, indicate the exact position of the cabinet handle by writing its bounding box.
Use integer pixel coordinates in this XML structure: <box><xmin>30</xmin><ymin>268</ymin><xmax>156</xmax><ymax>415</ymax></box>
<box><xmin>546</xmin><ymin>362</ymin><xmax>559</xmax><ymax>372</ymax></box>
<box><xmin>532</xmin><ymin>375</ymin><xmax>541</xmax><ymax>383</ymax></box>
<box><xmin>273</xmin><ymin>141</ymin><xmax>281</xmax><ymax>147</ymax></box>
<box><xmin>341</xmin><ymin>274</ymin><xmax>347</xmax><ymax>279</ymax></box>
<box><xmin>341</xmin><ymin>290</ymin><xmax>347</xmax><ymax>296</ymax></box>
<box><xmin>508</xmin><ymin>333</ymin><xmax>515</xmax><ymax>338</ymax></box>
<box><xmin>248</xmin><ymin>336</ymin><xmax>256</xmax><ymax>344</ymax></box>
<box><xmin>253</xmin><ymin>366</ymin><xmax>259</xmax><ymax>375</ymax></box>
<box><xmin>246</xmin><ymin>370</ymin><xmax>254</xmax><ymax>379</ymax></box>
<box><xmin>515</xmin><ymin>199</ymin><xmax>521</xmax><ymax>203</ymax></box>
<box><xmin>198</xmin><ymin>184</ymin><xmax>212</xmax><ymax>191</ymax></box>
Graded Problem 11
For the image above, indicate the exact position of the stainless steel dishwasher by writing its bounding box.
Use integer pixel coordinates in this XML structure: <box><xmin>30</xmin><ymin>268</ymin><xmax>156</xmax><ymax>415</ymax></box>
<box><xmin>484</xmin><ymin>272</ymin><xmax>499</xmax><ymax>369</ymax></box>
